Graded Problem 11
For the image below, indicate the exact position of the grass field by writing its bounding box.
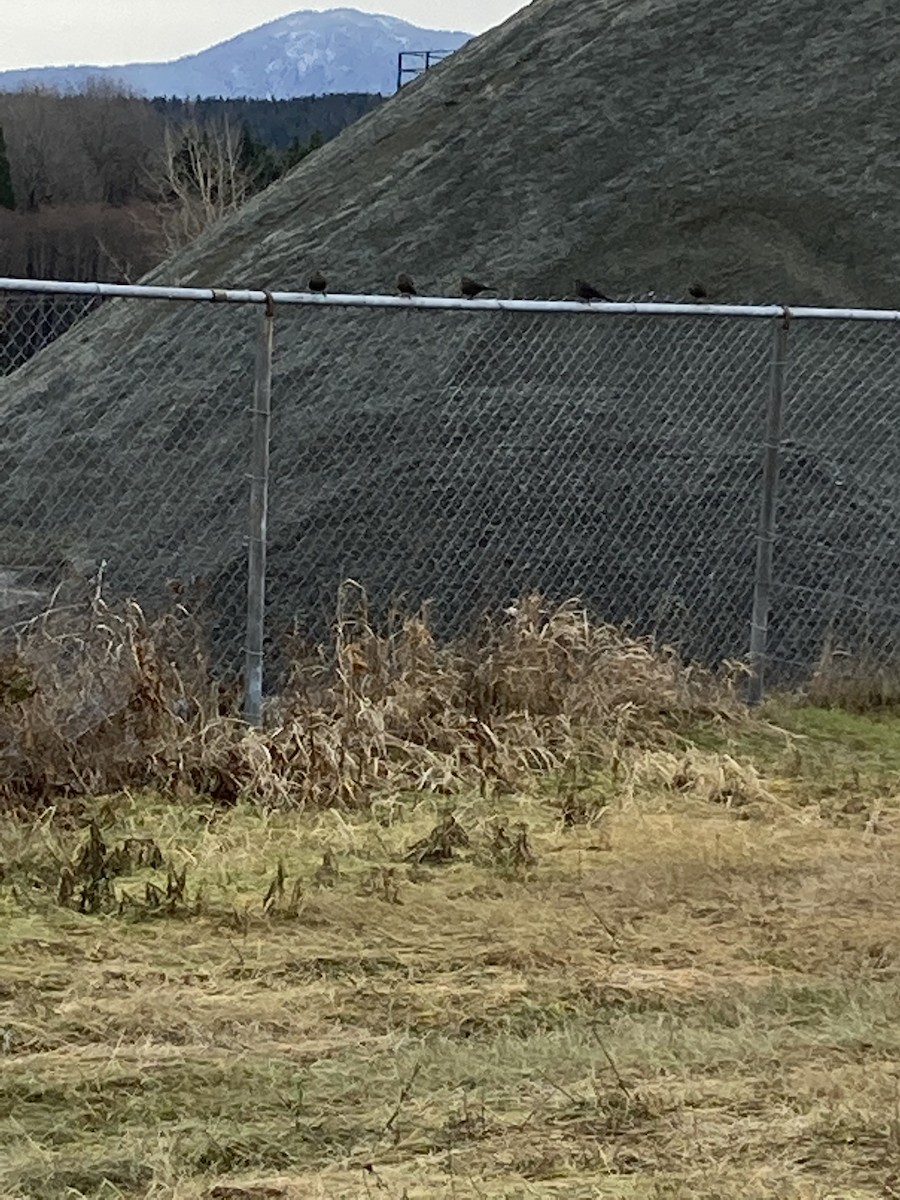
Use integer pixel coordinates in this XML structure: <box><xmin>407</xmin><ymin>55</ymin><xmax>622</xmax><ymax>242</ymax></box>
<box><xmin>3</xmin><ymin>693</ymin><xmax>900</xmax><ymax>1199</ymax></box>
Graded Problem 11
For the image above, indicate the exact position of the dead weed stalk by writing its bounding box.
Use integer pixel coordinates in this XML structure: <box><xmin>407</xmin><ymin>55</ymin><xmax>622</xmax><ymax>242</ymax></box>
<box><xmin>1</xmin><ymin>586</ymin><xmax>742</xmax><ymax>811</ymax></box>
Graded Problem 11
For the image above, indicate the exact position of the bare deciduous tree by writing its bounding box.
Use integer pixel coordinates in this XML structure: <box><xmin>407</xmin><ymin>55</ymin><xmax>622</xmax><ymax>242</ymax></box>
<box><xmin>74</xmin><ymin>78</ymin><xmax>161</xmax><ymax>206</ymax></box>
<box><xmin>0</xmin><ymin>82</ymin><xmax>161</xmax><ymax>212</ymax></box>
<box><xmin>150</xmin><ymin>113</ymin><xmax>252</xmax><ymax>253</ymax></box>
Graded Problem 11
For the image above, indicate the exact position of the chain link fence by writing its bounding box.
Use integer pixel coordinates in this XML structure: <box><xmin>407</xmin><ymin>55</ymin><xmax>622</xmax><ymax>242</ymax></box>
<box><xmin>269</xmin><ymin>307</ymin><xmax>772</xmax><ymax>662</ymax></box>
<box><xmin>768</xmin><ymin>318</ymin><xmax>900</xmax><ymax>682</ymax></box>
<box><xmin>0</xmin><ymin>292</ymin><xmax>101</xmax><ymax>375</ymax></box>
<box><xmin>0</xmin><ymin>292</ymin><xmax>257</xmax><ymax>672</ymax></box>
<box><xmin>1</xmin><ymin>280</ymin><xmax>899</xmax><ymax>715</ymax></box>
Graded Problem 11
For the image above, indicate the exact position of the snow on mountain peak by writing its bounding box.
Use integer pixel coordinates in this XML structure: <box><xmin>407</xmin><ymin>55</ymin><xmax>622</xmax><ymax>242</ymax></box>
<box><xmin>0</xmin><ymin>8</ymin><xmax>472</xmax><ymax>99</ymax></box>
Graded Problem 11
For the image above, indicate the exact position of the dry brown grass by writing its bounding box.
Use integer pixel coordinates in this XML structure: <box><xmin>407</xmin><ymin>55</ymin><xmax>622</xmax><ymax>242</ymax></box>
<box><xmin>3</xmin><ymin>590</ymin><xmax>900</xmax><ymax>1197</ymax></box>
<box><xmin>806</xmin><ymin>643</ymin><xmax>900</xmax><ymax>712</ymax></box>
<box><xmin>0</xmin><ymin>586</ymin><xmax>741</xmax><ymax>811</ymax></box>
<box><xmin>2</xmin><ymin>737</ymin><xmax>900</xmax><ymax>1198</ymax></box>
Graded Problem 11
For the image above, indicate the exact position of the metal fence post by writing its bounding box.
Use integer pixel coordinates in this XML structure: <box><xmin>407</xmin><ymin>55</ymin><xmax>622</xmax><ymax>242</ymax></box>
<box><xmin>747</xmin><ymin>310</ymin><xmax>790</xmax><ymax>704</ymax></box>
<box><xmin>244</xmin><ymin>293</ymin><xmax>275</xmax><ymax>725</ymax></box>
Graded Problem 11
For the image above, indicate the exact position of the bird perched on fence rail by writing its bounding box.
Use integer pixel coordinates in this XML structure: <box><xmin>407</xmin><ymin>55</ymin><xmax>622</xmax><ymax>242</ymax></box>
<box><xmin>575</xmin><ymin>279</ymin><xmax>612</xmax><ymax>302</ymax></box>
<box><xmin>460</xmin><ymin>276</ymin><xmax>495</xmax><ymax>298</ymax></box>
<box><xmin>397</xmin><ymin>273</ymin><xmax>417</xmax><ymax>297</ymax></box>
<box><xmin>308</xmin><ymin>270</ymin><xmax>328</xmax><ymax>293</ymax></box>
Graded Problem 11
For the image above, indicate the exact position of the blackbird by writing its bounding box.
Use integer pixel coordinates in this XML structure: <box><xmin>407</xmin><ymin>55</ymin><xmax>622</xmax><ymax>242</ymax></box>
<box><xmin>308</xmin><ymin>270</ymin><xmax>327</xmax><ymax>293</ymax></box>
<box><xmin>397</xmin><ymin>273</ymin><xmax>417</xmax><ymax>297</ymax></box>
<box><xmin>575</xmin><ymin>279</ymin><xmax>612</xmax><ymax>302</ymax></box>
<box><xmin>461</xmin><ymin>276</ymin><xmax>494</xmax><ymax>298</ymax></box>
<box><xmin>688</xmin><ymin>282</ymin><xmax>708</xmax><ymax>299</ymax></box>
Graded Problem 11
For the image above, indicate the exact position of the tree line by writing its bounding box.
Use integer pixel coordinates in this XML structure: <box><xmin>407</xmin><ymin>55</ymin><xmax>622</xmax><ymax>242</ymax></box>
<box><xmin>0</xmin><ymin>83</ymin><xmax>382</xmax><ymax>281</ymax></box>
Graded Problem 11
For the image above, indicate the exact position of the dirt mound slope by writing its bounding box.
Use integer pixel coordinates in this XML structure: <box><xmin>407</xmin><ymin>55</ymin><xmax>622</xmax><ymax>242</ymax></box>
<box><xmin>1</xmin><ymin>0</ymin><xmax>899</xmax><ymax>675</ymax></box>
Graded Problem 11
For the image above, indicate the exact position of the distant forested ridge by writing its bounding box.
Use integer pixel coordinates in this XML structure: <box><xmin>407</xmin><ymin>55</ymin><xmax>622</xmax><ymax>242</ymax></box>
<box><xmin>148</xmin><ymin>94</ymin><xmax>382</xmax><ymax>151</ymax></box>
<box><xmin>0</xmin><ymin>85</ymin><xmax>383</xmax><ymax>282</ymax></box>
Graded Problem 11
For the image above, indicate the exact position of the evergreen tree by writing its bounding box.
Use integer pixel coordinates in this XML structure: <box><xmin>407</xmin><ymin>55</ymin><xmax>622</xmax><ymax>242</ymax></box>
<box><xmin>0</xmin><ymin>124</ymin><xmax>15</xmax><ymax>211</ymax></box>
<box><xmin>237</xmin><ymin>122</ymin><xmax>280</xmax><ymax>189</ymax></box>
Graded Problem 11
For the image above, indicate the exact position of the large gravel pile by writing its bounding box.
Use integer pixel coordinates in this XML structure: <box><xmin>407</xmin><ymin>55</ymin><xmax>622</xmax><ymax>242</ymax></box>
<box><xmin>1</xmin><ymin>0</ymin><xmax>899</xmax><ymax>677</ymax></box>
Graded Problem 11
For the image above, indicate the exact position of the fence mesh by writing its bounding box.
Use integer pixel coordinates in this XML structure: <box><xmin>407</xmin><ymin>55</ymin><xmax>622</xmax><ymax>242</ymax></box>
<box><xmin>770</xmin><ymin>318</ymin><xmax>900</xmax><ymax>681</ymax></box>
<box><xmin>0</xmin><ymin>295</ymin><xmax>257</xmax><ymax>661</ymax></box>
<box><xmin>269</xmin><ymin>307</ymin><xmax>772</xmax><ymax>666</ymax></box>
<box><xmin>2</xmin><ymin>285</ymin><xmax>900</xmax><ymax>694</ymax></box>
<box><xmin>1</xmin><ymin>293</ymin><xmax>101</xmax><ymax>376</ymax></box>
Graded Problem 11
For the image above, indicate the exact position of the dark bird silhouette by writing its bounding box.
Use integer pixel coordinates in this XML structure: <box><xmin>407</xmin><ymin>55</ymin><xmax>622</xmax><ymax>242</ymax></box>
<box><xmin>460</xmin><ymin>276</ymin><xmax>494</xmax><ymax>298</ymax></box>
<box><xmin>308</xmin><ymin>270</ymin><xmax>327</xmax><ymax>293</ymax></box>
<box><xmin>688</xmin><ymin>282</ymin><xmax>708</xmax><ymax>300</ymax></box>
<box><xmin>397</xmin><ymin>273</ymin><xmax>417</xmax><ymax>297</ymax></box>
<box><xmin>575</xmin><ymin>279</ymin><xmax>612</xmax><ymax>302</ymax></box>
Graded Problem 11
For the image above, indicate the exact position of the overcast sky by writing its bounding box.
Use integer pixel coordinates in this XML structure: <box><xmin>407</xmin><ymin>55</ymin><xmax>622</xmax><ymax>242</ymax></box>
<box><xmin>1</xmin><ymin>1</ymin><xmax>528</xmax><ymax>70</ymax></box>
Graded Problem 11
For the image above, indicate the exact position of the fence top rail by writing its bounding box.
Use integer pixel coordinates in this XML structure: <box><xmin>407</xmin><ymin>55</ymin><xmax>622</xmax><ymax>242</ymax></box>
<box><xmin>2</xmin><ymin>275</ymin><xmax>900</xmax><ymax>322</ymax></box>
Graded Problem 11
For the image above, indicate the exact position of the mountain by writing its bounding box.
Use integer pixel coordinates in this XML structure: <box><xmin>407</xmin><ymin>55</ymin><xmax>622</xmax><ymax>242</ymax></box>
<box><xmin>0</xmin><ymin>8</ymin><xmax>471</xmax><ymax>98</ymax></box>
<box><xmin>1</xmin><ymin>0</ymin><xmax>898</xmax><ymax>681</ymax></box>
